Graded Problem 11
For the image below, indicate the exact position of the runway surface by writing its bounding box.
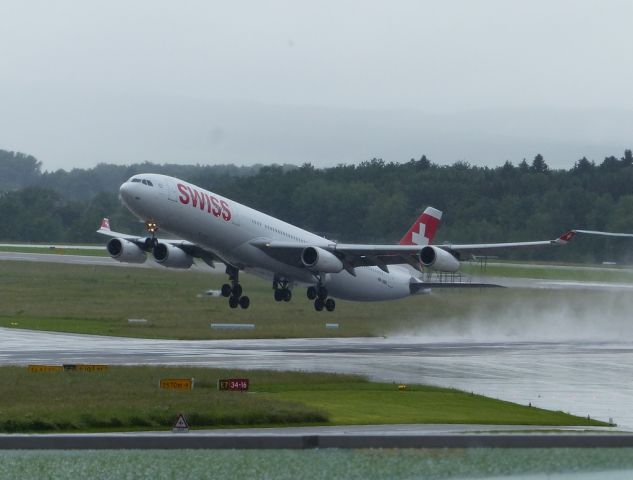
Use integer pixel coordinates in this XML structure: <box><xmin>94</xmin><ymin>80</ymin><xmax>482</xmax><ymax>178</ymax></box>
<box><xmin>2</xmin><ymin>328</ymin><xmax>632</xmax><ymax>429</ymax></box>
<box><xmin>3</xmin><ymin>432</ymin><xmax>633</xmax><ymax>450</ymax></box>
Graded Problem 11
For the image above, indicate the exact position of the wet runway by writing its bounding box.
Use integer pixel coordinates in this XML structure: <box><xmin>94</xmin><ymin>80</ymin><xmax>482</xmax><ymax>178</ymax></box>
<box><xmin>1</xmin><ymin>328</ymin><xmax>632</xmax><ymax>429</ymax></box>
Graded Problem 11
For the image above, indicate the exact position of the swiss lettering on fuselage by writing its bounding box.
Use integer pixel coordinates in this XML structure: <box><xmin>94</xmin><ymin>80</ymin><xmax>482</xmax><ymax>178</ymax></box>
<box><xmin>177</xmin><ymin>183</ymin><xmax>232</xmax><ymax>221</ymax></box>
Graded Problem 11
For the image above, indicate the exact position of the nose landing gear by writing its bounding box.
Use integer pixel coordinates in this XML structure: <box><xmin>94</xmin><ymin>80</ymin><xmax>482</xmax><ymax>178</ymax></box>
<box><xmin>221</xmin><ymin>266</ymin><xmax>249</xmax><ymax>309</ymax></box>
<box><xmin>273</xmin><ymin>278</ymin><xmax>292</xmax><ymax>302</ymax></box>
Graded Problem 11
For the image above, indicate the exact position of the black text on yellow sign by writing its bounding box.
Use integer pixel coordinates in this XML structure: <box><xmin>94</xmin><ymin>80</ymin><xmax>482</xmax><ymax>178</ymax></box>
<box><xmin>27</xmin><ymin>365</ymin><xmax>64</xmax><ymax>373</ymax></box>
<box><xmin>63</xmin><ymin>364</ymin><xmax>109</xmax><ymax>372</ymax></box>
<box><xmin>159</xmin><ymin>378</ymin><xmax>194</xmax><ymax>390</ymax></box>
<box><xmin>27</xmin><ymin>364</ymin><xmax>108</xmax><ymax>373</ymax></box>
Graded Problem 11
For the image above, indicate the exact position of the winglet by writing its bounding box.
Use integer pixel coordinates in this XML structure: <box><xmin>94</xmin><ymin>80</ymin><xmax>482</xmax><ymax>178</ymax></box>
<box><xmin>399</xmin><ymin>207</ymin><xmax>443</xmax><ymax>246</ymax></box>
<box><xmin>100</xmin><ymin>218</ymin><xmax>111</xmax><ymax>231</ymax></box>
<box><xmin>555</xmin><ymin>230</ymin><xmax>576</xmax><ymax>245</ymax></box>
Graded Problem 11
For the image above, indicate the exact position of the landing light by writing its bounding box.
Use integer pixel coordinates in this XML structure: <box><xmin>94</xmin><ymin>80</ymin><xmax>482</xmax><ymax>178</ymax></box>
<box><xmin>145</xmin><ymin>221</ymin><xmax>158</xmax><ymax>233</ymax></box>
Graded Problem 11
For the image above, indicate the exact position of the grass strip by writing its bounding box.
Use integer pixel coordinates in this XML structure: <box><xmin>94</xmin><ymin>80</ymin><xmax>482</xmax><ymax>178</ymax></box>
<box><xmin>0</xmin><ymin>366</ymin><xmax>606</xmax><ymax>433</ymax></box>
<box><xmin>1</xmin><ymin>260</ymin><xmax>632</xmax><ymax>340</ymax></box>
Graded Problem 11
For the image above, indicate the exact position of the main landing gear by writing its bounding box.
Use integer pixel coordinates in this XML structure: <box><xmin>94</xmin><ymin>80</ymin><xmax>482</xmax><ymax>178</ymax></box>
<box><xmin>307</xmin><ymin>285</ymin><xmax>335</xmax><ymax>312</ymax></box>
<box><xmin>273</xmin><ymin>278</ymin><xmax>292</xmax><ymax>302</ymax></box>
<box><xmin>221</xmin><ymin>266</ymin><xmax>250</xmax><ymax>309</ymax></box>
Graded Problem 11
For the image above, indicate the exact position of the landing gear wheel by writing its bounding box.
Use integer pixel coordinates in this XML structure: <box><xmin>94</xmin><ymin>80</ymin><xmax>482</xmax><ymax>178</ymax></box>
<box><xmin>221</xmin><ymin>284</ymin><xmax>232</xmax><ymax>297</ymax></box>
<box><xmin>225</xmin><ymin>266</ymin><xmax>249</xmax><ymax>309</ymax></box>
<box><xmin>314</xmin><ymin>298</ymin><xmax>324</xmax><ymax>312</ymax></box>
<box><xmin>325</xmin><ymin>298</ymin><xmax>336</xmax><ymax>312</ymax></box>
<box><xmin>239</xmin><ymin>296</ymin><xmax>250</xmax><ymax>309</ymax></box>
<box><xmin>317</xmin><ymin>287</ymin><xmax>328</xmax><ymax>300</ymax></box>
<box><xmin>307</xmin><ymin>286</ymin><xmax>317</xmax><ymax>300</ymax></box>
<box><xmin>274</xmin><ymin>289</ymin><xmax>283</xmax><ymax>302</ymax></box>
<box><xmin>283</xmin><ymin>289</ymin><xmax>292</xmax><ymax>302</ymax></box>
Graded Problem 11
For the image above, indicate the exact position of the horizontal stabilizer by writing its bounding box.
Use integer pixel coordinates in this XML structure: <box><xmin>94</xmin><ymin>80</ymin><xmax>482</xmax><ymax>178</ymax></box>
<box><xmin>410</xmin><ymin>282</ymin><xmax>504</xmax><ymax>294</ymax></box>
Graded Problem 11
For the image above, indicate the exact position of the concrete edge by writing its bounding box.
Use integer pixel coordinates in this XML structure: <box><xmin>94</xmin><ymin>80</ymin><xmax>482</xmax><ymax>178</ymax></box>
<box><xmin>1</xmin><ymin>434</ymin><xmax>633</xmax><ymax>450</ymax></box>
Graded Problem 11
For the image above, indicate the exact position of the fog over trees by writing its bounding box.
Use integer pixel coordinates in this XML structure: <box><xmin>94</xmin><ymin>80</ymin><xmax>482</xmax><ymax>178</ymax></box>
<box><xmin>1</xmin><ymin>148</ymin><xmax>633</xmax><ymax>263</ymax></box>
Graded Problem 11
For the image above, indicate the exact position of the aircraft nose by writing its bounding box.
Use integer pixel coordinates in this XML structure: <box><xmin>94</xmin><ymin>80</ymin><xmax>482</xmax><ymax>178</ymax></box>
<box><xmin>119</xmin><ymin>182</ymin><xmax>134</xmax><ymax>204</ymax></box>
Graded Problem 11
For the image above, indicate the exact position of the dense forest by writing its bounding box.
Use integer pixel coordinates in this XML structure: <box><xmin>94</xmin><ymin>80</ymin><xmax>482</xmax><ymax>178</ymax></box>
<box><xmin>1</xmin><ymin>149</ymin><xmax>633</xmax><ymax>263</ymax></box>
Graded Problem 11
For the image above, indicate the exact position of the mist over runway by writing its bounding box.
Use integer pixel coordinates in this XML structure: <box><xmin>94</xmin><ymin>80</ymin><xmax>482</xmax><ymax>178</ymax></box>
<box><xmin>2</xmin><ymin>328</ymin><xmax>632</xmax><ymax>429</ymax></box>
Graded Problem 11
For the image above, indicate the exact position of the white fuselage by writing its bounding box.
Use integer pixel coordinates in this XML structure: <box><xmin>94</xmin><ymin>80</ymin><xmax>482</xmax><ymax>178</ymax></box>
<box><xmin>119</xmin><ymin>174</ymin><xmax>414</xmax><ymax>301</ymax></box>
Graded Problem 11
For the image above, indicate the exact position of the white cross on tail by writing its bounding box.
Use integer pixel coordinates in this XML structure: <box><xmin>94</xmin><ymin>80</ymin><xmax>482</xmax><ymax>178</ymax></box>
<box><xmin>411</xmin><ymin>222</ymin><xmax>428</xmax><ymax>245</ymax></box>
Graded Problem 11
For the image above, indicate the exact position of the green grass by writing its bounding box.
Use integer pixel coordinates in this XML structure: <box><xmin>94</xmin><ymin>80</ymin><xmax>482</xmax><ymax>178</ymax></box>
<box><xmin>262</xmin><ymin>382</ymin><xmax>603</xmax><ymax>426</ymax></box>
<box><xmin>0</xmin><ymin>366</ymin><xmax>606</xmax><ymax>432</ymax></box>
<box><xmin>1</xmin><ymin>260</ymin><xmax>632</xmax><ymax>339</ymax></box>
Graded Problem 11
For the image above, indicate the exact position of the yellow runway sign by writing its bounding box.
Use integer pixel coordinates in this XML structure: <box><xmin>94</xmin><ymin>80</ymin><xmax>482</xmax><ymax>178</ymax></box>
<box><xmin>62</xmin><ymin>364</ymin><xmax>108</xmax><ymax>372</ymax></box>
<box><xmin>75</xmin><ymin>364</ymin><xmax>108</xmax><ymax>372</ymax></box>
<box><xmin>159</xmin><ymin>378</ymin><xmax>194</xmax><ymax>390</ymax></box>
<box><xmin>27</xmin><ymin>365</ymin><xmax>63</xmax><ymax>373</ymax></box>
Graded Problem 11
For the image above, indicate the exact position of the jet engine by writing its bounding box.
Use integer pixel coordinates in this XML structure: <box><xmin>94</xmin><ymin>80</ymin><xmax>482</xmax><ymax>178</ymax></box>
<box><xmin>152</xmin><ymin>243</ymin><xmax>194</xmax><ymax>269</ymax></box>
<box><xmin>106</xmin><ymin>238</ymin><xmax>146</xmax><ymax>264</ymax></box>
<box><xmin>301</xmin><ymin>246</ymin><xmax>344</xmax><ymax>273</ymax></box>
<box><xmin>419</xmin><ymin>246</ymin><xmax>460</xmax><ymax>272</ymax></box>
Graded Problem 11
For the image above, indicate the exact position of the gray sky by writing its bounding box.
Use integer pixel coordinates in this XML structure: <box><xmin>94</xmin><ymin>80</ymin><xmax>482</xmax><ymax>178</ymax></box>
<box><xmin>1</xmin><ymin>0</ymin><xmax>632</xmax><ymax>171</ymax></box>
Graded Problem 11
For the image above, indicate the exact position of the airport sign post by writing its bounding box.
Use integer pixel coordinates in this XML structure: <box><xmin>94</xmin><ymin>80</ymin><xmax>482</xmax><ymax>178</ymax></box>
<box><xmin>27</xmin><ymin>365</ymin><xmax>64</xmax><ymax>373</ymax></box>
<box><xmin>218</xmin><ymin>378</ymin><xmax>249</xmax><ymax>391</ymax></box>
<box><xmin>159</xmin><ymin>378</ymin><xmax>194</xmax><ymax>390</ymax></box>
<box><xmin>63</xmin><ymin>364</ymin><xmax>108</xmax><ymax>372</ymax></box>
<box><xmin>172</xmin><ymin>414</ymin><xmax>189</xmax><ymax>433</ymax></box>
<box><xmin>28</xmin><ymin>364</ymin><xmax>108</xmax><ymax>373</ymax></box>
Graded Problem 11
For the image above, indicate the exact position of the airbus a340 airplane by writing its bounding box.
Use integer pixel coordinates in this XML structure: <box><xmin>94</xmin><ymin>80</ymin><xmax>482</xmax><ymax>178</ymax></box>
<box><xmin>98</xmin><ymin>174</ymin><xmax>575</xmax><ymax>312</ymax></box>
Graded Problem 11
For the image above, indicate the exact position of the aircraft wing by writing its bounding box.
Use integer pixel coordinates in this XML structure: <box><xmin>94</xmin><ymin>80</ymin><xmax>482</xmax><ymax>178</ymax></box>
<box><xmin>252</xmin><ymin>230</ymin><xmax>575</xmax><ymax>272</ymax></box>
<box><xmin>96</xmin><ymin>218</ymin><xmax>224</xmax><ymax>266</ymax></box>
<box><xmin>96</xmin><ymin>221</ymin><xmax>141</xmax><ymax>242</ymax></box>
<box><xmin>573</xmin><ymin>229</ymin><xmax>633</xmax><ymax>238</ymax></box>
<box><xmin>250</xmin><ymin>240</ymin><xmax>425</xmax><ymax>271</ymax></box>
<box><xmin>432</xmin><ymin>230</ymin><xmax>576</xmax><ymax>260</ymax></box>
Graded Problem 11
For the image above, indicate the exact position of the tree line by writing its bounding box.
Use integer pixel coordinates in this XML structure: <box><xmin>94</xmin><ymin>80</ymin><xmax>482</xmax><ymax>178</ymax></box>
<box><xmin>1</xmin><ymin>148</ymin><xmax>633</xmax><ymax>263</ymax></box>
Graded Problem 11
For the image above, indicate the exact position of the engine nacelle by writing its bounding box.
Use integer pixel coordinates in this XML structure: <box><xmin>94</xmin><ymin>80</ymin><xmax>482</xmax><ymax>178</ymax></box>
<box><xmin>152</xmin><ymin>243</ymin><xmax>194</xmax><ymax>269</ymax></box>
<box><xmin>301</xmin><ymin>246</ymin><xmax>344</xmax><ymax>273</ymax></box>
<box><xmin>106</xmin><ymin>238</ymin><xmax>146</xmax><ymax>264</ymax></box>
<box><xmin>420</xmin><ymin>246</ymin><xmax>460</xmax><ymax>272</ymax></box>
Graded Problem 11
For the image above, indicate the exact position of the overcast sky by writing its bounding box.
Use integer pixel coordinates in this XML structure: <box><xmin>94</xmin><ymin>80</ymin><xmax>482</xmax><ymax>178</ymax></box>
<box><xmin>1</xmin><ymin>0</ymin><xmax>632</xmax><ymax>171</ymax></box>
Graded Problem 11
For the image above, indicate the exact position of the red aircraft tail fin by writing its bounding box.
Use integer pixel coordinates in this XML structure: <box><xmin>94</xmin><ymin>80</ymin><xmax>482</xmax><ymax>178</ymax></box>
<box><xmin>399</xmin><ymin>207</ymin><xmax>443</xmax><ymax>246</ymax></box>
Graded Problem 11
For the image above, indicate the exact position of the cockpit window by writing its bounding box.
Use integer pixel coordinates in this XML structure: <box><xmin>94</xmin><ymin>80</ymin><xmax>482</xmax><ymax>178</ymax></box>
<box><xmin>132</xmin><ymin>178</ymin><xmax>154</xmax><ymax>186</ymax></box>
